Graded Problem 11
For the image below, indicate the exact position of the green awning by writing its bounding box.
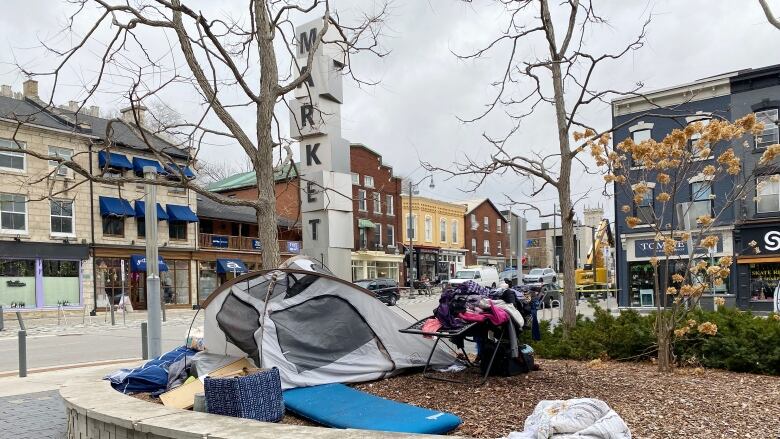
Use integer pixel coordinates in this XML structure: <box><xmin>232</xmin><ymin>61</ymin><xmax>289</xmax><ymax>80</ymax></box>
<box><xmin>358</xmin><ymin>219</ymin><xmax>375</xmax><ymax>229</ymax></box>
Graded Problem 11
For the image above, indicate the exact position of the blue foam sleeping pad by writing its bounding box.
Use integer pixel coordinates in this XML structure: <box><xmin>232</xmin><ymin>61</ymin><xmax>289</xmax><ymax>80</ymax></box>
<box><xmin>283</xmin><ymin>383</ymin><xmax>462</xmax><ymax>435</ymax></box>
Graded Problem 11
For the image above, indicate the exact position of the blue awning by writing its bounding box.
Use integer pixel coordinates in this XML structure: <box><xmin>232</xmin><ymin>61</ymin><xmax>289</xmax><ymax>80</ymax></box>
<box><xmin>99</xmin><ymin>196</ymin><xmax>134</xmax><ymax>217</ymax></box>
<box><xmin>130</xmin><ymin>255</ymin><xmax>169</xmax><ymax>273</ymax></box>
<box><xmin>165</xmin><ymin>163</ymin><xmax>196</xmax><ymax>179</ymax></box>
<box><xmin>134</xmin><ymin>201</ymin><xmax>169</xmax><ymax>221</ymax></box>
<box><xmin>98</xmin><ymin>151</ymin><xmax>133</xmax><ymax>170</ymax></box>
<box><xmin>166</xmin><ymin>204</ymin><xmax>198</xmax><ymax>222</ymax></box>
<box><xmin>132</xmin><ymin>157</ymin><xmax>166</xmax><ymax>176</ymax></box>
<box><xmin>216</xmin><ymin>258</ymin><xmax>248</xmax><ymax>274</ymax></box>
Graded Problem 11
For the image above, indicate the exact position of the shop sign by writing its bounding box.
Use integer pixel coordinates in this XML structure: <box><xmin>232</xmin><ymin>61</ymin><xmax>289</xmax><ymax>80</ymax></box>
<box><xmin>211</xmin><ymin>235</ymin><xmax>229</xmax><ymax>248</ymax></box>
<box><xmin>739</xmin><ymin>225</ymin><xmax>780</xmax><ymax>256</ymax></box>
<box><xmin>286</xmin><ymin>241</ymin><xmax>301</xmax><ymax>254</ymax></box>
<box><xmin>634</xmin><ymin>234</ymin><xmax>722</xmax><ymax>258</ymax></box>
<box><xmin>252</xmin><ymin>239</ymin><xmax>263</xmax><ymax>250</ymax></box>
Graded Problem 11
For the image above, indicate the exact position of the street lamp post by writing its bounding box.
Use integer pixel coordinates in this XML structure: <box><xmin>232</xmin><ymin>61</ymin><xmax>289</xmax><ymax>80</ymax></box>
<box><xmin>143</xmin><ymin>166</ymin><xmax>162</xmax><ymax>358</ymax></box>
<box><xmin>407</xmin><ymin>175</ymin><xmax>435</xmax><ymax>295</ymax></box>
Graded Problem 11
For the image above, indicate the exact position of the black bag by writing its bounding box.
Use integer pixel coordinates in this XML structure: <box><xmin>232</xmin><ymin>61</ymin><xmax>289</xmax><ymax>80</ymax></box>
<box><xmin>480</xmin><ymin>341</ymin><xmax>534</xmax><ymax>377</ymax></box>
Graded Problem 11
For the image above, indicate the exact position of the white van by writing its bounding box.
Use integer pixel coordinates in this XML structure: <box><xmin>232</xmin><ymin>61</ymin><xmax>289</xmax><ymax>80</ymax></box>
<box><xmin>448</xmin><ymin>266</ymin><xmax>500</xmax><ymax>288</ymax></box>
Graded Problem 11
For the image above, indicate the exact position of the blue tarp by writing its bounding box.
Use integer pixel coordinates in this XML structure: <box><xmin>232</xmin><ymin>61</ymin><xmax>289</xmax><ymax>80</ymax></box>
<box><xmin>104</xmin><ymin>346</ymin><xmax>196</xmax><ymax>394</ymax></box>
<box><xmin>165</xmin><ymin>163</ymin><xmax>196</xmax><ymax>179</ymax></box>
<box><xmin>130</xmin><ymin>254</ymin><xmax>169</xmax><ymax>272</ymax></box>
<box><xmin>134</xmin><ymin>201</ymin><xmax>169</xmax><ymax>221</ymax></box>
<box><xmin>97</xmin><ymin>151</ymin><xmax>133</xmax><ymax>170</ymax></box>
<box><xmin>99</xmin><ymin>196</ymin><xmax>134</xmax><ymax>217</ymax></box>
<box><xmin>216</xmin><ymin>258</ymin><xmax>248</xmax><ymax>274</ymax></box>
<box><xmin>132</xmin><ymin>157</ymin><xmax>167</xmax><ymax>175</ymax></box>
<box><xmin>166</xmin><ymin>204</ymin><xmax>198</xmax><ymax>222</ymax></box>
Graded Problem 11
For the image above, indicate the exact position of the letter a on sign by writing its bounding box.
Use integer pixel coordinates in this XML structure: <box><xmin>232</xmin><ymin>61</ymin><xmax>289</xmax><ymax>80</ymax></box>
<box><xmin>306</xmin><ymin>143</ymin><xmax>321</xmax><ymax>166</ymax></box>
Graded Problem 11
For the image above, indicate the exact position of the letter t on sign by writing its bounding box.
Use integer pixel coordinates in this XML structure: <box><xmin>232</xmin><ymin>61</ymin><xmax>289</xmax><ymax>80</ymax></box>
<box><xmin>306</xmin><ymin>143</ymin><xmax>321</xmax><ymax>166</ymax></box>
<box><xmin>309</xmin><ymin>219</ymin><xmax>321</xmax><ymax>240</ymax></box>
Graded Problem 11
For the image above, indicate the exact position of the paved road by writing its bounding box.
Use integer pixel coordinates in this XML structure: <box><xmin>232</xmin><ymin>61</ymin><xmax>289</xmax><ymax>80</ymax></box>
<box><xmin>0</xmin><ymin>321</ymin><xmax>193</xmax><ymax>373</ymax></box>
<box><xmin>0</xmin><ymin>390</ymin><xmax>64</xmax><ymax>438</ymax></box>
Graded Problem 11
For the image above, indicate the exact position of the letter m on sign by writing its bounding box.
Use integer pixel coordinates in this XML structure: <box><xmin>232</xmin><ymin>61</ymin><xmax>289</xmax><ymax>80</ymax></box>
<box><xmin>299</xmin><ymin>28</ymin><xmax>318</xmax><ymax>56</ymax></box>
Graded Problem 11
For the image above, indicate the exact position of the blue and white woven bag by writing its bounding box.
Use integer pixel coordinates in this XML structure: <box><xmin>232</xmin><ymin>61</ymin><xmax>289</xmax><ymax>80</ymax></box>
<box><xmin>204</xmin><ymin>367</ymin><xmax>284</xmax><ymax>422</ymax></box>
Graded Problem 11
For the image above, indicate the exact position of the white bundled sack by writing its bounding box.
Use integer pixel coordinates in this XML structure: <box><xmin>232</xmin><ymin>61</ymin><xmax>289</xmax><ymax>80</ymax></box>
<box><xmin>506</xmin><ymin>398</ymin><xmax>631</xmax><ymax>439</ymax></box>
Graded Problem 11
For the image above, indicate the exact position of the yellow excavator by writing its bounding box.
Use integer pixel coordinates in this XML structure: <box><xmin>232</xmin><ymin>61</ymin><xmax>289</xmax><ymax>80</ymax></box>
<box><xmin>575</xmin><ymin>219</ymin><xmax>614</xmax><ymax>289</ymax></box>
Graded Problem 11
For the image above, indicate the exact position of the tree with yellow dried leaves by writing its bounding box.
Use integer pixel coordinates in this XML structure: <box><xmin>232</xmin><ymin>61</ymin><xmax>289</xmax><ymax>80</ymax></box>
<box><xmin>584</xmin><ymin>113</ymin><xmax>776</xmax><ymax>372</ymax></box>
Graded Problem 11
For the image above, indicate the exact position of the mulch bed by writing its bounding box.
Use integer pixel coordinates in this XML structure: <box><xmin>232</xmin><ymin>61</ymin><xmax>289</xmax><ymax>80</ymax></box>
<box><xmin>355</xmin><ymin>359</ymin><xmax>780</xmax><ymax>438</ymax></box>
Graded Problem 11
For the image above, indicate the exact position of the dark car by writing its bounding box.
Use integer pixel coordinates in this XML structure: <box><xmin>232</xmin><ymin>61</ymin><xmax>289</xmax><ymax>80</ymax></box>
<box><xmin>354</xmin><ymin>278</ymin><xmax>400</xmax><ymax>306</ymax></box>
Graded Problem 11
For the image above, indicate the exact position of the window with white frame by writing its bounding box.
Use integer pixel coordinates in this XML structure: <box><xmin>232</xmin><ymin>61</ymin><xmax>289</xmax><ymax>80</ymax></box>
<box><xmin>406</xmin><ymin>213</ymin><xmax>417</xmax><ymax>240</ymax></box>
<box><xmin>358</xmin><ymin>190</ymin><xmax>367</xmax><ymax>211</ymax></box>
<box><xmin>0</xmin><ymin>193</ymin><xmax>26</xmax><ymax>232</ymax></box>
<box><xmin>630</xmin><ymin>129</ymin><xmax>651</xmax><ymax>167</ymax></box>
<box><xmin>359</xmin><ymin>227</ymin><xmax>367</xmax><ymax>249</ymax></box>
<box><xmin>0</xmin><ymin>138</ymin><xmax>25</xmax><ymax>171</ymax></box>
<box><xmin>687</xmin><ymin>117</ymin><xmax>711</xmax><ymax>158</ymax></box>
<box><xmin>374</xmin><ymin>223</ymin><xmax>382</xmax><ymax>247</ymax></box>
<box><xmin>50</xmin><ymin>200</ymin><xmax>74</xmax><ymax>235</ymax></box>
<box><xmin>424</xmin><ymin>216</ymin><xmax>433</xmax><ymax>242</ymax></box>
<box><xmin>470</xmin><ymin>213</ymin><xmax>477</xmax><ymax>230</ymax></box>
<box><xmin>483</xmin><ymin>239</ymin><xmax>490</xmax><ymax>255</ymax></box>
<box><xmin>483</xmin><ymin>216</ymin><xmax>489</xmax><ymax>232</ymax></box>
<box><xmin>48</xmin><ymin>146</ymin><xmax>73</xmax><ymax>177</ymax></box>
<box><xmin>497</xmin><ymin>218</ymin><xmax>502</xmax><ymax>233</ymax></box>
<box><xmin>364</xmin><ymin>175</ymin><xmax>375</xmax><ymax>188</ymax></box>
<box><xmin>373</xmin><ymin>192</ymin><xmax>381</xmax><ymax>214</ymax></box>
<box><xmin>471</xmin><ymin>238</ymin><xmax>477</xmax><ymax>253</ymax></box>
<box><xmin>757</xmin><ymin>174</ymin><xmax>780</xmax><ymax>213</ymax></box>
<box><xmin>440</xmin><ymin>218</ymin><xmax>447</xmax><ymax>242</ymax></box>
<box><xmin>451</xmin><ymin>219</ymin><xmax>458</xmax><ymax>243</ymax></box>
<box><xmin>351</xmin><ymin>173</ymin><xmax>360</xmax><ymax>185</ymax></box>
<box><xmin>756</xmin><ymin>109</ymin><xmax>779</xmax><ymax>149</ymax></box>
<box><xmin>386</xmin><ymin>195</ymin><xmax>394</xmax><ymax>215</ymax></box>
<box><xmin>635</xmin><ymin>186</ymin><xmax>654</xmax><ymax>224</ymax></box>
<box><xmin>497</xmin><ymin>240</ymin><xmax>502</xmax><ymax>255</ymax></box>
<box><xmin>386</xmin><ymin>224</ymin><xmax>395</xmax><ymax>247</ymax></box>
<box><xmin>689</xmin><ymin>180</ymin><xmax>713</xmax><ymax>218</ymax></box>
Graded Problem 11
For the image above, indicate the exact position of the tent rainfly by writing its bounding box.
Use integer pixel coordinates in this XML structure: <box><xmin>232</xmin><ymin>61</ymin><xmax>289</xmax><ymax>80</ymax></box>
<box><xmin>201</xmin><ymin>256</ymin><xmax>455</xmax><ymax>389</ymax></box>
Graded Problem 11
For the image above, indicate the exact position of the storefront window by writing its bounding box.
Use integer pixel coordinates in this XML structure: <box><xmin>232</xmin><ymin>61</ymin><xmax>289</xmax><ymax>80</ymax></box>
<box><xmin>198</xmin><ymin>261</ymin><xmax>217</xmax><ymax>303</ymax></box>
<box><xmin>747</xmin><ymin>263</ymin><xmax>778</xmax><ymax>302</ymax></box>
<box><xmin>628</xmin><ymin>262</ymin><xmax>655</xmax><ymax>307</ymax></box>
<box><xmin>162</xmin><ymin>260</ymin><xmax>190</xmax><ymax>305</ymax></box>
<box><xmin>366</xmin><ymin>261</ymin><xmax>377</xmax><ymax>280</ymax></box>
<box><xmin>375</xmin><ymin>262</ymin><xmax>399</xmax><ymax>281</ymax></box>
<box><xmin>42</xmin><ymin>260</ymin><xmax>80</xmax><ymax>306</ymax></box>
<box><xmin>0</xmin><ymin>259</ymin><xmax>36</xmax><ymax>309</ymax></box>
<box><xmin>95</xmin><ymin>257</ymin><xmax>131</xmax><ymax>308</ymax></box>
<box><xmin>352</xmin><ymin>260</ymin><xmax>364</xmax><ymax>281</ymax></box>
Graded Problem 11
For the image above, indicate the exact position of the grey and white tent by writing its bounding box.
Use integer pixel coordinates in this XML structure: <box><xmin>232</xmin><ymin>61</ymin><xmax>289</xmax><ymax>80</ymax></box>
<box><xmin>201</xmin><ymin>256</ymin><xmax>455</xmax><ymax>389</ymax></box>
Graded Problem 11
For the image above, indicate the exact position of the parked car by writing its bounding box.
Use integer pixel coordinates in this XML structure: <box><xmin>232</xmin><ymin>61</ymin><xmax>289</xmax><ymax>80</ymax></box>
<box><xmin>523</xmin><ymin>267</ymin><xmax>558</xmax><ymax>286</ymax></box>
<box><xmin>354</xmin><ymin>278</ymin><xmax>400</xmax><ymax>306</ymax></box>
<box><xmin>499</xmin><ymin>268</ymin><xmax>519</xmax><ymax>286</ymax></box>
<box><xmin>448</xmin><ymin>266</ymin><xmax>500</xmax><ymax>288</ymax></box>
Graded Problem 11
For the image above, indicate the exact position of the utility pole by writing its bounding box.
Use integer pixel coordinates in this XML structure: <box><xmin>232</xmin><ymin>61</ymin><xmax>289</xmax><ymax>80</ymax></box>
<box><xmin>144</xmin><ymin>167</ymin><xmax>162</xmax><ymax>358</ymax></box>
<box><xmin>408</xmin><ymin>180</ymin><xmax>415</xmax><ymax>295</ymax></box>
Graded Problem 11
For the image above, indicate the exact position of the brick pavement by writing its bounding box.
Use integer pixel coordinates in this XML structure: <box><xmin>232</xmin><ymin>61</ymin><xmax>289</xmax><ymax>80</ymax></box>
<box><xmin>0</xmin><ymin>390</ymin><xmax>64</xmax><ymax>439</ymax></box>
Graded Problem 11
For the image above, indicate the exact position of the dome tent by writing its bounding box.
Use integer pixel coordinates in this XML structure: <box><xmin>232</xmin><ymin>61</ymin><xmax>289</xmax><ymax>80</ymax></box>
<box><xmin>201</xmin><ymin>256</ymin><xmax>455</xmax><ymax>389</ymax></box>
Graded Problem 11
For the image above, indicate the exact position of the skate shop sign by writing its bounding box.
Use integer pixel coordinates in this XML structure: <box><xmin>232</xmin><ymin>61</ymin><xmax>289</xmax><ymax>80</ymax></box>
<box><xmin>634</xmin><ymin>234</ymin><xmax>722</xmax><ymax>258</ymax></box>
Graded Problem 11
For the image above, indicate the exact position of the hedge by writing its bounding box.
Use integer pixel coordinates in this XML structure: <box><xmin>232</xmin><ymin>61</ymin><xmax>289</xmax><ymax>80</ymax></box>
<box><xmin>519</xmin><ymin>304</ymin><xmax>780</xmax><ymax>375</ymax></box>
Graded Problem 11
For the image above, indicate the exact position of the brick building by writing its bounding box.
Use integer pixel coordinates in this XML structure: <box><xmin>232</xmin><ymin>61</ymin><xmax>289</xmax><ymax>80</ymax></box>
<box><xmin>462</xmin><ymin>199</ymin><xmax>509</xmax><ymax>270</ymax></box>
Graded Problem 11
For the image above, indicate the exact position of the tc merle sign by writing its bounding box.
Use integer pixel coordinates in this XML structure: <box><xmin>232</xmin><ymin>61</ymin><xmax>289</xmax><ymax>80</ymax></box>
<box><xmin>634</xmin><ymin>234</ymin><xmax>723</xmax><ymax>258</ymax></box>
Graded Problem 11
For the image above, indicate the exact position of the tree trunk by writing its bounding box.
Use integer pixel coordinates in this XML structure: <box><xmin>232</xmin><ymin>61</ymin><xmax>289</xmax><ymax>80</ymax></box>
<box><xmin>254</xmin><ymin>2</ymin><xmax>281</xmax><ymax>270</ymax></box>
<box><xmin>541</xmin><ymin>0</ymin><xmax>577</xmax><ymax>332</ymax></box>
<box><xmin>656</xmin><ymin>325</ymin><xmax>674</xmax><ymax>372</ymax></box>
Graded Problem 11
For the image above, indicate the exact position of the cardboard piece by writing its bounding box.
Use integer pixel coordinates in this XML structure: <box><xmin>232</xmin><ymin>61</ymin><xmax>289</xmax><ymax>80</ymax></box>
<box><xmin>160</xmin><ymin>357</ymin><xmax>253</xmax><ymax>409</ymax></box>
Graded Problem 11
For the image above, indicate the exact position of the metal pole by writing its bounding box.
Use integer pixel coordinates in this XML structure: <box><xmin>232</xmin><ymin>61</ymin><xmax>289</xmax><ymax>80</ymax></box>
<box><xmin>409</xmin><ymin>180</ymin><xmax>415</xmax><ymax>295</ymax></box>
<box><xmin>0</xmin><ymin>306</ymin><xmax>4</xmax><ymax>331</ymax></box>
<box><xmin>18</xmin><ymin>330</ymin><xmax>27</xmax><ymax>377</ymax></box>
<box><xmin>121</xmin><ymin>260</ymin><xmax>126</xmax><ymax>326</ymax></box>
<box><xmin>553</xmin><ymin>203</ymin><xmax>557</xmax><ymax>272</ymax></box>
<box><xmin>143</xmin><ymin>166</ymin><xmax>162</xmax><ymax>358</ymax></box>
<box><xmin>141</xmin><ymin>322</ymin><xmax>149</xmax><ymax>360</ymax></box>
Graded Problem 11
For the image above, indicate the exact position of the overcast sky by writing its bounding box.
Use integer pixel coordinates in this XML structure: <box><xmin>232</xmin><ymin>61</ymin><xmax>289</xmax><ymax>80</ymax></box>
<box><xmin>0</xmin><ymin>1</ymin><xmax>778</xmax><ymax>228</ymax></box>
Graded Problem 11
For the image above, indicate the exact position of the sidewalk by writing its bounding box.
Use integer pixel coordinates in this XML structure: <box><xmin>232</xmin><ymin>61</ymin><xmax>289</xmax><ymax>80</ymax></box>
<box><xmin>0</xmin><ymin>360</ymin><xmax>139</xmax><ymax>439</ymax></box>
<box><xmin>0</xmin><ymin>308</ymin><xmax>200</xmax><ymax>339</ymax></box>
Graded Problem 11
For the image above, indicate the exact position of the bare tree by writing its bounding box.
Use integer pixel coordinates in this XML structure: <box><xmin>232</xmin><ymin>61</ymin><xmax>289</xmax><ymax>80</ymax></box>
<box><xmin>424</xmin><ymin>0</ymin><xmax>647</xmax><ymax>332</ymax></box>
<box><xmin>2</xmin><ymin>0</ymin><xmax>386</xmax><ymax>270</ymax></box>
<box><xmin>759</xmin><ymin>0</ymin><xmax>780</xmax><ymax>30</ymax></box>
